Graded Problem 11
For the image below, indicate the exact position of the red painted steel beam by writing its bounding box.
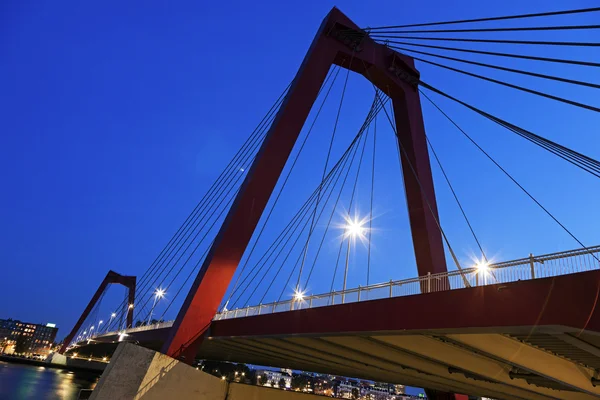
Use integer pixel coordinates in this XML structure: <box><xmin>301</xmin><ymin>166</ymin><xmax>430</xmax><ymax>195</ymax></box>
<box><xmin>60</xmin><ymin>270</ymin><xmax>136</xmax><ymax>353</ymax></box>
<box><xmin>162</xmin><ymin>7</ymin><xmax>447</xmax><ymax>363</ymax></box>
<box><xmin>208</xmin><ymin>270</ymin><xmax>600</xmax><ymax>338</ymax></box>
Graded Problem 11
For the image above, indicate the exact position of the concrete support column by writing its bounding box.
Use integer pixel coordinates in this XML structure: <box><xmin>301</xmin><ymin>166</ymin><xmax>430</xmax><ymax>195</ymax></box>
<box><xmin>90</xmin><ymin>343</ymin><xmax>332</xmax><ymax>400</ymax></box>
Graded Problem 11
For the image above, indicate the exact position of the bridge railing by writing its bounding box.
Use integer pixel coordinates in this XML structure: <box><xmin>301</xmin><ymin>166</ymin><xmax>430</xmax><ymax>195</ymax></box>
<box><xmin>90</xmin><ymin>320</ymin><xmax>175</xmax><ymax>341</ymax></box>
<box><xmin>120</xmin><ymin>320</ymin><xmax>174</xmax><ymax>334</ymax></box>
<box><xmin>214</xmin><ymin>245</ymin><xmax>600</xmax><ymax>320</ymax></box>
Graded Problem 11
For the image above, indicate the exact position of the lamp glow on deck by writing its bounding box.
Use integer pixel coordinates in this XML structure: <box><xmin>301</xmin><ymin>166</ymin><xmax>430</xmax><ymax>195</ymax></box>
<box><xmin>340</xmin><ymin>213</ymin><xmax>370</xmax><ymax>245</ymax></box>
<box><xmin>118</xmin><ymin>331</ymin><xmax>128</xmax><ymax>342</ymax></box>
<box><xmin>128</xmin><ymin>304</ymin><xmax>134</xmax><ymax>309</ymax></box>
<box><xmin>111</xmin><ymin>313</ymin><xmax>116</xmax><ymax>318</ymax></box>
<box><xmin>293</xmin><ymin>289</ymin><xmax>306</xmax><ymax>302</ymax></box>
<box><xmin>475</xmin><ymin>261</ymin><xmax>490</xmax><ymax>274</ymax></box>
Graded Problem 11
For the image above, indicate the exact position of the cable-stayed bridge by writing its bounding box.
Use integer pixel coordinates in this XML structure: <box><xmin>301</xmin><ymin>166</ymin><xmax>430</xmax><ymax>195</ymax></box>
<box><xmin>56</xmin><ymin>6</ymin><xmax>600</xmax><ymax>399</ymax></box>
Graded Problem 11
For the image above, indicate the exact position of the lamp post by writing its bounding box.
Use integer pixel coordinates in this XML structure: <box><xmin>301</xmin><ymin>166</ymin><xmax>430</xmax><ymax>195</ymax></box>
<box><xmin>147</xmin><ymin>288</ymin><xmax>165</xmax><ymax>325</ymax></box>
<box><xmin>342</xmin><ymin>214</ymin><xmax>367</xmax><ymax>303</ymax></box>
<box><xmin>292</xmin><ymin>289</ymin><xmax>305</xmax><ymax>310</ymax></box>
<box><xmin>104</xmin><ymin>312</ymin><xmax>116</xmax><ymax>334</ymax></box>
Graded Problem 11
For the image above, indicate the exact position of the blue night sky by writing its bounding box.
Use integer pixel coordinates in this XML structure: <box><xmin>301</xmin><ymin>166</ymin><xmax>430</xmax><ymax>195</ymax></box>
<box><xmin>1</xmin><ymin>0</ymin><xmax>599</xmax><ymax>381</ymax></box>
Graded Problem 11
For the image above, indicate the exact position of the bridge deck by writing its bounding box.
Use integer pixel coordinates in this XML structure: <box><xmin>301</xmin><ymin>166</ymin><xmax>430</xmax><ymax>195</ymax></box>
<box><xmin>73</xmin><ymin>269</ymin><xmax>600</xmax><ymax>398</ymax></box>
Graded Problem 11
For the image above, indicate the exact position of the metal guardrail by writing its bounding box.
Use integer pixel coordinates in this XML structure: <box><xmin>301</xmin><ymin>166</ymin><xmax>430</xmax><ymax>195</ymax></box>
<box><xmin>90</xmin><ymin>245</ymin><xmax>600</xmax><ymax>336</ymax></box>
<box><xmin>214</xmin><ymin>245</ymin><xmax>600</xmax><ymax>321</ymax></box>
<box><xmin>120</xmin><ymin>321</ymin><xmax>173</xmax><ymax>334</ymax></box>
<box><xmin>90</xmin><ymin>320</ymin><xmax>174</xmax><ymax>340</ymax></box>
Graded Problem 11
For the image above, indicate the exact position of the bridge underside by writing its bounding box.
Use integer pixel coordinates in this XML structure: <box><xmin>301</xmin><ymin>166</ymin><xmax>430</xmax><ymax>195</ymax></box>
<box><xmin>72</xmin><ymin>270</ymin><xmax>600</xmax><ymax>398</ymax></box>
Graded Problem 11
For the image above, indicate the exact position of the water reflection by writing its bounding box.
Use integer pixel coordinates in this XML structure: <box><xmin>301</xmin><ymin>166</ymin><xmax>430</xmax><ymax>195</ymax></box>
<box><xmin>0</xmin><ymin>361</ymin><xmax>99</xmax><ymax>399</ymax></box>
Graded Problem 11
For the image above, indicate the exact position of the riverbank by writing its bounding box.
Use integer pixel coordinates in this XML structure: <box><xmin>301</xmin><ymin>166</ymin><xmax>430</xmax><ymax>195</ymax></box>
<box><xmin>0</xmin><ymin>354</ymin><xmax>103</xmax><ymax>374</ymax></box>
<box><xmin>0</xmin><ymin>361</ymin><xmax>99</xmax><ymax>400</ymax></box>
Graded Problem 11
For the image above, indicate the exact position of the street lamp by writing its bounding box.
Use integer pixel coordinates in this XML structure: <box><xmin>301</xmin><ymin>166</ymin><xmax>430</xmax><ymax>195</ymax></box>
<box><xmin>293</xmin><ymin>289</ymin><xmax>305</xmax><ymax>302</ymax></box>
<box><xmin>147</xmin><ymin>288</ymin><xmax>166</xmax><ymax>325</ymax></box>
<box><xmin>104</xmin><ymin>312</ymin><xmax>116</xmax><ymax>333</ymax></box>
<box><xmin>118</xmin><ymin>331</ymin><xmax>128</xmax><ymax>342</ymax></box>
<box><xmin>341</xmin><ymin>214</ymin><xmax>368</xmax><ymax>303</ymax></box>
<box><xmin>474</xmin><ymin>260</ymin><xmax>490</xmax><ymax>286</ymax></box>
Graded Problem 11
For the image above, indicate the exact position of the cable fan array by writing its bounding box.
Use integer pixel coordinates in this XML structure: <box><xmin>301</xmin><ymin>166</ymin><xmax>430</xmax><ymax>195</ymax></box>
<box><xmin>68</xmin><ymin>6</ymin><xmax>600</xmax><ymax>348</ymax></box>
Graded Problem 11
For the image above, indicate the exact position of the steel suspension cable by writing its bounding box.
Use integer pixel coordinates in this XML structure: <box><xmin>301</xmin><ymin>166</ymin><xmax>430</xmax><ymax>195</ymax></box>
<box><xmin>141</xmin><ymin>180</ymin><xmax>249</xmax><ymax>322</ymax></box>
<box><xmin>261</xmin><ymin>137</ymin><xmax>359</xmax><ymax>305</ymax></box>
<box><xmin>364</xmin><ymin>6</ymin><xmax>600</xmax><ymax>30</ymax></box>
<box><xmin>280</xmin><ymin>134</ymin><xmax>366</xmax><ymax>304</ymax></box>
<box><xmin>103</xmin><ymin>86</ymin><xmax>292</xmax><ymax>333</ymax></box>
<box><xmin>369</xmin><ymin>24</ymin><xmax>600</xmax><ymax>35</ymax></box>
<box><xmin>230</xmin><ymin>95</ymin><xmax>385</xmax><ymax>308</ymax></box>
<box><xmin>359</xmin><ymin>59</ymin><xmax>468</xmax><ymax>281</ymax></box>
<box><xmin>261</xmin><ymin>99</ymin><xmax>385</xmax><ymax>305</ymax></box>
<box><xmin>370</xmin><ymin>34</ymin><xmax>600</xmax><ymax>48</ymax></box>
<box><xmin>225</xmin><ymin>184</ymin><xmax>330</xmax><ymax>308</ymax></box>
<box><xmin>135</xmin><ymin>162</ymin><xmax>258</xmax><ymax>322</ymax></box>
<box><xmin>157</xmin><ymin>239</ymin><xmax>214</xmax><ymax>321</ymax></box>
<box><xmin>134</xmin><ymin>83</ymin><xmax>292</xmax><ymax>296</ymax></box>
<box><xmin>297</xmin><ymin>57</ymin><xmax>355</xmax><ymax>292</ymax></box>
<box><xmin>426</xmin><ymin>135</ymin><xmax>487</xmax><ymax>262</ymax></box>
<box><xmin>416</xmin><ymin>80</ymin><xmax>600</xmax><ymax>178</ymax></box>
<box><xmin>231</xmin><ymin>131</ymin><xmax>363</xmax><ymax>308</ymax></box>
<box><xmin>103</xmin><ymin>88</ymin><xmax>289</xmax><ymax>321</ymax></box>
<box><xmin>376</xmin><ymin>92</ymin><xmax>468</xmax><ymax>280</ymax></box>
<box><xmin>385</xmin><ymin>45</ymin><xmax>600</xmax><ymax>90</ymax></box>
<box><xmin>135</xmin><ymin>106</ymin><xmax>280</xmax><ymax>300</ymax></box>
<box><xmin>223</xmin><ymin>80</ymin><xmax>354</xmax><ymax>309</ymax></box>
<box><xmin>105</xmin><ymin>130</ymin><xmax>268</xmax><ymax>332</ymax></box>
<box><xmin>328</xmin><ymin>124</ymin><xmax>370</xmax><ymax>297</ymax></box>
<box><xmin>419</xmin><ymin>89</ymin><xmax>600</xmax><ymax>264</ymax></box>
<box><xmin>301</xmin><ymin>96</ymin><xmax>388</xmax><ymax>291</ymax></box>
<box><xmin>74</xmin><ymin>289</ymin><xmax>107</xmax><ymax>342</ymax></box>
<box><xmin>398</xmin><ymin>54</ymin><xmax>600</xmax><ymax>113</ymax></box>
<box><xmin>144</xmin><ymin>68</ymin><xmax>340</xmax><ymax>318</ymax></box>
<box><xmin>245</xmin><ymin>143</ymin><xmax>354</xmax><ymax>307</ymax></box>
<box><xmin>225</xmin><ymin>167</ymin><xmax>334</xmax><ymax>308</ymax></box>
<box><xmin>377</xmin><ymin>40</ymin><xmax>600</xmax><ymax>68</ymax></box>
<box><xmin>225</xmin><ymin>66</ymin><xmax>342</xmax><ymax>309</ymax></box>
<box><xmin>367</xmin><ymin>116</ymin><xmax>376</xmax><ymax>286</ymax></box>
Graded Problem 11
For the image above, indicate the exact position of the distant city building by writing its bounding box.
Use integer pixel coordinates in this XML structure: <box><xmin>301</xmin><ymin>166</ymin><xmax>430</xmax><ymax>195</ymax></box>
<box><xmin>333</xmin><ymin>379</ymin><xmax>361</xmax><ymax>399</ymax></box>
<box><xmin>0</xmin><ymin>318</ymin><xmax>58</xmax><ymax>356</ymax></box>
<box><xmin>329</xmin><ymin>378</ymin><xmax>409</xmax><ymax>400</ymax></box>
<box><xmin>394</xmin><ymin>384</ymin><xmax>406</xmax><ymax>395</ymax></box>
<box><xmin>367</xmin><ymin>382</ymin><xmax>393</xmax><ymax>400</ymax></box>
<box><xmin>255</xmin><ymin>369</ymin><xmax>291</xmax><ymax>389</ymax></box>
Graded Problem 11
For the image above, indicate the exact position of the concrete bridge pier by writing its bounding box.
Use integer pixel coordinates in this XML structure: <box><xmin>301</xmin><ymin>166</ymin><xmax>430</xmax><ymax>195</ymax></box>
<box><xmin>90</xmin><ymin>343</ymin><xmax>324</xmax><ymax>400</ymax></box>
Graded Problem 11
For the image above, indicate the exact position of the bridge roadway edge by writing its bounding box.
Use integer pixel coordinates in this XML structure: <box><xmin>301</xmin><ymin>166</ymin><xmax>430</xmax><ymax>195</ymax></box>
<box><xmin>208</xmin><ymin>268</ymin><xmax>600</xmax><ymax>338</ymax></box>
<box><xmin>72</xmin><ymin>270</ymin><xmax>600</xmax><ymax>397</ymax></box>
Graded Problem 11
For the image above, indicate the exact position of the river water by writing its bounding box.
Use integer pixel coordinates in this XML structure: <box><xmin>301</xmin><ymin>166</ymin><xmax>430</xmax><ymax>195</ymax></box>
<box><xmin>0</xmin><ymin>362</ymin><xmax>99</xmax><ymax>399</ymax></box>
